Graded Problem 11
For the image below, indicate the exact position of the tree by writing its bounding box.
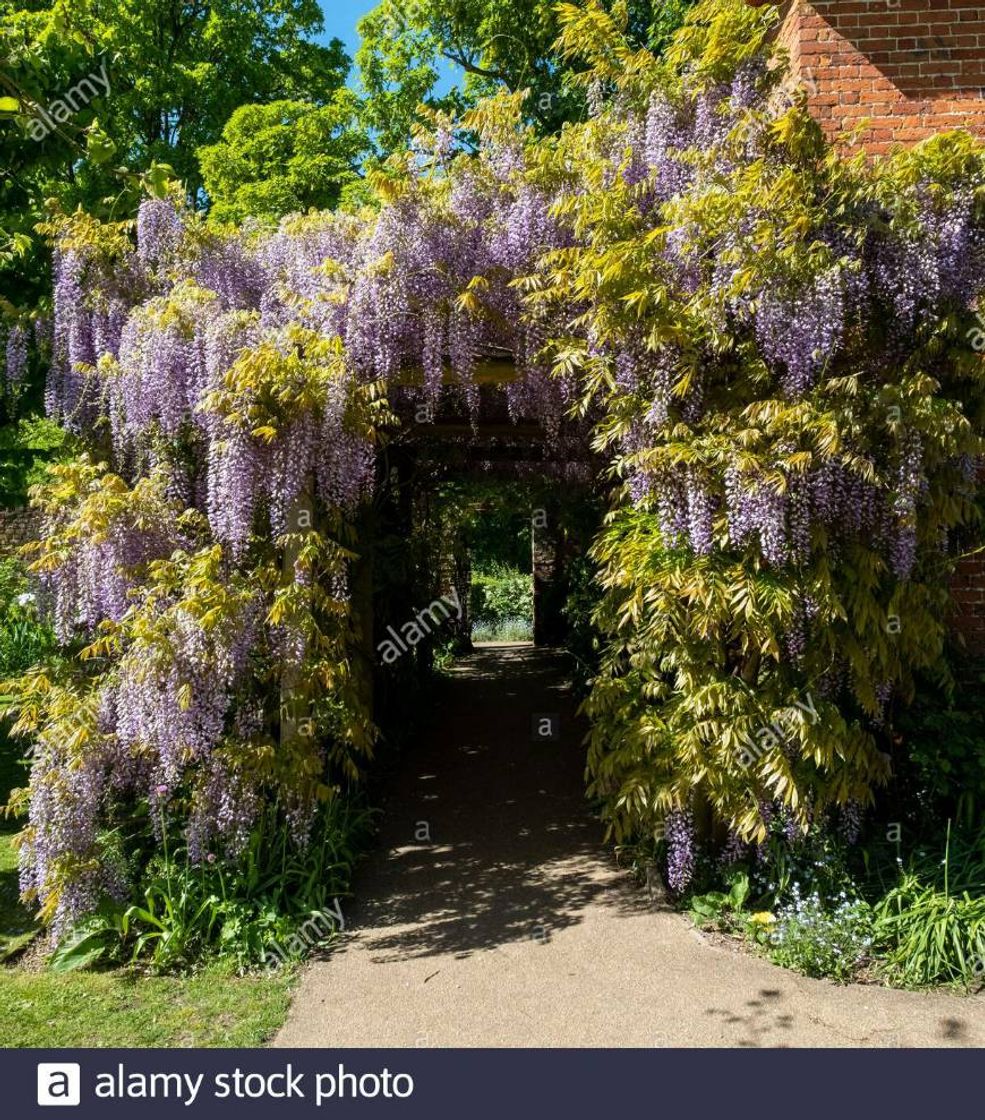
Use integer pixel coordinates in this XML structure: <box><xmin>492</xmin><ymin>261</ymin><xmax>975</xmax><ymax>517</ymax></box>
<box><xmin>355</xmin><ymin>0</ymin><xmax>698</xmax><ymax>154</ymax></box>
<box><xmin>0</xmin><ymin>0</ymin><xmax>351</xmax><ymax>497</ymax></box>
<box><xmin>0</xmin><ymin>3</ymin><xmax>112</xmax><ymax>321</ymax></box>
<box><xmin>59</xmin><ymin>0</ymin><xmax>350</xmax><ymax>195</ymax></box>
<box><xmin>1</xmin><ymin>0</ymin><xmax>350</xmax><ymax>279</ymax></box>
<box><xmin>198</xmin><ymin>95</ymin><xmax>370</xmax><ymax>225</ymax></box>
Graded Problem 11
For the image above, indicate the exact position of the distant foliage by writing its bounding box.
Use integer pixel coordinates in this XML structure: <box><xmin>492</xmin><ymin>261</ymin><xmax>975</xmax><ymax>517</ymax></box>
<box><xmin>198</xmin><ymin>96</ymin><xmax>370</xmax><ymax>225</ymax></box>
<box><xmin>0</xmin><ymin>417</ymin><xmax>71</xmax><ymax>508</ymax></box>
<box><xmin>471</xmin><ymin>566</ymin><xmax>533</xmax><ymax>640</ymax></box>
<box><xmin>355</xmin><ymin>0</ymin><xmax>698</xmax><ymax>152</ymax></box>
<box><xmin>0</xmin><ymin>559</ymin><xmax>55</xmax><ymax>678</ymax></box>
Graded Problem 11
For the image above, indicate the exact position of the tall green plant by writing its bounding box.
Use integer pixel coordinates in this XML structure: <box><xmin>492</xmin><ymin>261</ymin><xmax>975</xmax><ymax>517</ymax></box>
<box><xmin>874</xmin><ymin>825</ymin><xmax>985</xmax><ymax>988</ymax></box>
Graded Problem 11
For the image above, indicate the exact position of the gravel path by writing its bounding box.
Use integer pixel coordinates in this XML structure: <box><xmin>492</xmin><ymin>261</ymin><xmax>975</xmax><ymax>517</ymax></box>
<box><xmin>274</xmin><ymin>645</ymin><xmax>985</xmax><ymax>1048</ymax></box>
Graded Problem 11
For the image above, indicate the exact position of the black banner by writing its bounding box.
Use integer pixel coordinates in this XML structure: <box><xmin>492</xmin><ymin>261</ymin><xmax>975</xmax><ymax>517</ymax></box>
<box><xmin>8</xmin><ymin>1048</ymin><xmax>980</xmax><ymax>1118</ymax></box>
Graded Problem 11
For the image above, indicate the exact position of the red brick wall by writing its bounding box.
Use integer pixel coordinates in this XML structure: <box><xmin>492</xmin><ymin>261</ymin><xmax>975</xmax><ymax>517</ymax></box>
<box><xmin>950</xmin><ymin>552</ymin><xmax>985</xmax><ymax>651</ymax></box>
<box><xmin>763</xmin><ymin>0</ymin><xmax>985</xmax><ymax>154</ymax></box>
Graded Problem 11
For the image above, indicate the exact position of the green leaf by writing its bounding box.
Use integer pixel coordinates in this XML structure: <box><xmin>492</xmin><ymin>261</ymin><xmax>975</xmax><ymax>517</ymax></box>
<box><xmin>48</xmin><ymin>930</ymin><xmax>109</xmax><ymax>973</ymax></box>
<box><xmin>86</xmin><ymin>121</ymin><xmax>116</xmax><ymax>165</ymax></box>
<box><xmin>144</xmin><ymin>162</ymin><xmax>177</xmax><ymax>199</ymax></box>
<box><xmin>728</xmin><ymin>873</ymin><xmax>750</xmax><ymax>913</ymax></box>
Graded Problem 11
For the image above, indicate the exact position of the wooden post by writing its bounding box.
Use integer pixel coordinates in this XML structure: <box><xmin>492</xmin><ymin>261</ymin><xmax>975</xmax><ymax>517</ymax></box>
<box><xmin>280</xmin><ymin>489</ymin><xmax>314</xmax><ymax>753</ymax></box>
<box><xmin>532</xmin><ymin>501</ymin><xmax>567</xmax><ymax>647</ymax></box>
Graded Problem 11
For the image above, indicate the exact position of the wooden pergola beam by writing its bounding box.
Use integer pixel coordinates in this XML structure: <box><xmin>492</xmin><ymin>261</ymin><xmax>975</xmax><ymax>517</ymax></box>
<box><xmin>391</xmin><ymin>358</ymin><xmax>519</xmax><ymax>388</ymax></box>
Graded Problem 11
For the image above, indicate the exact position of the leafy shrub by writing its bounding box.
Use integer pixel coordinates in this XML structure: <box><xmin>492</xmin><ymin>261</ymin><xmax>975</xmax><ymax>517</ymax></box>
<box><xmin>471</xmin><ymin>616</ymin><xmax>533</xmax><ymax>643</ymax></box>
<box><xmin>895</xmin><ymin>662</ymin><xmax>985</xmax><ymax>828</ymax></box>
<box><xmin>561</xmin><ymin>551</ymin><xmax>602</xmax><ymax>690</ymax></box>
<box><xmin>750</xmin><ymin>816</ymin><xmax>860</xmax><ymax>907</ymax></box>
<box><xmin>689</xmin><ymin>871</ymin><xmax>750</xmax><ymax>930</ymax></box>
<box><xmin>0</xmin><ymin>418</ymin><xmax>71</xmax><ymax>509</ymax></box>
<box><xmin>873</xmin><ymin>826</ymin><xmax>985</xmax><ymax>988</ymax></box>
<box><xmin>49</xmin><ymin>797</ymin><xmax>376</xmax><ymax>973</ymax></box>
<box><xmin>0</xmin><ymin>558</ymin><xmax>55</xmax><ymax>678</ymax></box>
<box><xmin>682</xmin><ymin>817</ymin><xmax>985</xmax><ymax>988</ymax></box>
<box><xmin>470</xmin><ymin>565</ymin><xmax>533</xmax><ymax>641</ymax></box>
<box><xmin>688</xmin><ymin>827</ymin><xmax>877</xmax><ymax>983</ymax></box>
<box><xmin>767</xmin><ymin>887</ymin><xmax>874</xmax><ymax>982</ymax></box>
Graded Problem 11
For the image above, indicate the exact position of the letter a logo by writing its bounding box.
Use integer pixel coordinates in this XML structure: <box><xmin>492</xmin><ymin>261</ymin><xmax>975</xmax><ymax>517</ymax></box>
<box><xmin>37</xmin><ymin>1063</ymin><xmax>81</xmax><ymax>1106</ymax></box>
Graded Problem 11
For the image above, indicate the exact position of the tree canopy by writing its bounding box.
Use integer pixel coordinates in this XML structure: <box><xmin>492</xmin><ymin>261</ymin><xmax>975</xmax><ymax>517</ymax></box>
<box><xmin>0</xmin><ymin>0</ymin><xmax>350</xmax><ymax>317</ymax></box>
<box><xmin>355</xmin><ymin>0</ymin><xmax>698</xmax><ymax>153</ymax></box>
<box><xmin>198</xmin><ymin>95</ymin><xmax>370</xmax><ymax>225</ymax></box>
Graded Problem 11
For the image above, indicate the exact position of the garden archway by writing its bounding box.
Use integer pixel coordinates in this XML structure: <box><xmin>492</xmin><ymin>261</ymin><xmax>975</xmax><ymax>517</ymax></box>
<box><xmin>13</xmin><ymin>0</ymin><xmax>985</xmax><ymax>946</ymax></box>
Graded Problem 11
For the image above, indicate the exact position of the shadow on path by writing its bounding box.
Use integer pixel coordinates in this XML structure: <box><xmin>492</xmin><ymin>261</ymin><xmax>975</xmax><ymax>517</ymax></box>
<box><xmin>336</xmin><ymin>645</ymin><xmax>634</xmax><ymax>962</ymax></box>
<box><xmin>275</xmin><ymin>645</ymin><xmax>985</xmax><ymax>1047</ymax></box>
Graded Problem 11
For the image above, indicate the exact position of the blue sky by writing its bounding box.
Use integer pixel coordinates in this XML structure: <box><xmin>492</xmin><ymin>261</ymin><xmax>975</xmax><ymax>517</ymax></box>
<box><xmin>319</xmin><ymin>0</ymin><xmax>377</xmax><ymax>66</ymax></box>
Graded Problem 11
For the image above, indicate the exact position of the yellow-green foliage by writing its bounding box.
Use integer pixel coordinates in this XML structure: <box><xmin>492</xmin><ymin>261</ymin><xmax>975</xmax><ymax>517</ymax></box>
<box><xmin>3</xmin><ymin>294</ymin><xmax>389</xmax><ymax>924</ymax></box>
<box><xmin>536</xmin><ymin>1</ymin><xmax>985</xmax><ymax>844</ymax></box>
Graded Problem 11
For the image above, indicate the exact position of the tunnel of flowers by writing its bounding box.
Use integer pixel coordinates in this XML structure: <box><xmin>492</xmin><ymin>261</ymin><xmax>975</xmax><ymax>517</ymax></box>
<box><xmin>5</xmin><ymin>0</ymin><xmax>985</xmax><ymax>966</ymax></box>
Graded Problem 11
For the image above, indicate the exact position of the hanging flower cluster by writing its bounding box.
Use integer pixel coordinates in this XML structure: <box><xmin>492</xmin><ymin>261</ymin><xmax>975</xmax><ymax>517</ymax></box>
<box><xmin>7</xmin><ymin>96</ymin><xmax>577</xmax><ymax>934</ymax></box>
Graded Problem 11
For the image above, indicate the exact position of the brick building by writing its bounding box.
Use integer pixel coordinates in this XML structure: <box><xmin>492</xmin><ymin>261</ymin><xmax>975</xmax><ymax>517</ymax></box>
<box><xmin>749</xmin><ymin>0</ymin><xmax>985</xmax><ymax>154</ymax></box>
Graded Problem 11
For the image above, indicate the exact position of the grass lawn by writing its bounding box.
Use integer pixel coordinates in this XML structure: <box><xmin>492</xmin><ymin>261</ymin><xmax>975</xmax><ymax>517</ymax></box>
<box><xmin>0</xmin><ymin>715</ymin><xmax>296</xmax><ymax>1048</ymax></box>
<box><xmin>2</xmin><ymin>966</ymin><xmax>296</xmax><ymax>1048</ymax></box>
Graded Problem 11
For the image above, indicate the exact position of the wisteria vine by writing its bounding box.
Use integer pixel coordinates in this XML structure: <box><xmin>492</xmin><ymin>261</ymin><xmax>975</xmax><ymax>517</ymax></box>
<box><xmin>8</xmin><ymin>0</ymin><xmax>985</xmax><ymax>927</ymax></box>
<box><xmin>554</xmin><ymin>0</ymin><xmax>985</xmax><ymax>880</ymax></box>
<box><xmin>8</xmin><ymin>98</ymin><xmax>577</xmax><ymax>934</ymax></box>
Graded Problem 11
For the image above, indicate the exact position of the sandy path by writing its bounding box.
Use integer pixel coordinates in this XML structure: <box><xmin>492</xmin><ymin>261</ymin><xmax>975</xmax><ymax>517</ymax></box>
<box><xmin>274</xmin><ymin>646</ymin><xmax>985</xmax><ymax>1048</ymax></box>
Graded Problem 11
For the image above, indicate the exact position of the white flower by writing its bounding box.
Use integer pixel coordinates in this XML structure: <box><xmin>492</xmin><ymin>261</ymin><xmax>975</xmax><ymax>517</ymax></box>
<box><xmin>15</xmin><ymin>592</ymin><xmax>35</xmax><ymax>606</ymax></box>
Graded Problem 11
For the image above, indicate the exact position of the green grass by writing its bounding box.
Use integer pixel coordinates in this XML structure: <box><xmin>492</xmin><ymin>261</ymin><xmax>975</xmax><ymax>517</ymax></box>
<box><xmin>0</xmin><ymin>715</ymin><xmax>296</xmax><ymax>1048</ymax></box>
<box><xmin>872</xmin><ymin>824</ymin><xmax>985</xmax><ymax>988</ymax></box>
<box><xmin>1</xmin><ymin>967</ymin><xmax>296</xmax><ymax>1048</ymax></box>
<box><xmin>0</xmin><ymin>824</ymin><xmax>37</xmax><ymax>963</ymax></box>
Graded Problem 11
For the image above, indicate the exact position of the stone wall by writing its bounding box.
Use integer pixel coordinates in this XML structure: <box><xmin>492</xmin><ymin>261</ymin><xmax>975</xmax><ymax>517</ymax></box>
<box><xmin>0</xmin><ymin>509</ymin><xmax>41</xmax><ymax>556</ymax></box>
